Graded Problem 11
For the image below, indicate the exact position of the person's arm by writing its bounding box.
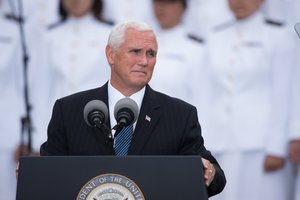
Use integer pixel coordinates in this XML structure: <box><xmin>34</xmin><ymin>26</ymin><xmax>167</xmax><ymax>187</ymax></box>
<box><xmin>264</xmin><ymin>27</ymin><xmax>295</xmax><ymax>171</ymax></box>
<box><xmin>288</xmin><ymin>43</ymin><xmax>300</xmax><ymax>164</ymax></box>
<box><xmin>289</xmin><ymin>140</ymin><xmax>300</xmax><ymax>164</ymax></box>
<box><xmin>40</xmin><ymin>100</ymin><xmax>69</xmax><ymax>155</ymax></box>
<box><xmin>179</xmin><ymin>106</ymin><xmax>226</xmax><ymax>197</ymax></box>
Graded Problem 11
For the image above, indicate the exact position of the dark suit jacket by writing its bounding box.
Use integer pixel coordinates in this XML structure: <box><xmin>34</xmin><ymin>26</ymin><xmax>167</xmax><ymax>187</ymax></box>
<box><xmin>40</xmin><ymin>83</ymin><xmax>226</xmax><ymax>196</ymax></box>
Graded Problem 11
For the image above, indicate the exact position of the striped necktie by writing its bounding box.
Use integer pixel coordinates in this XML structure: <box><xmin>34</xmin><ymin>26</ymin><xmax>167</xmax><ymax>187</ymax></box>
<box><xmin>114</xmin><ymin>124</ymin><xmax>134</xmax><ymax>156</ymax></box>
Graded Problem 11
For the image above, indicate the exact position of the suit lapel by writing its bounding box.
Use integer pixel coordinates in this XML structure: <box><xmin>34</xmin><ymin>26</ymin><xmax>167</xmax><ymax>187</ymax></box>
<box><xmin>94</xmin><ymin>82</ymin><xmax>111</xmax><ymax>129</ymax></box>
<box><xmin>128</xmin><ymin>85</ymin><xmax>161</xmax><ymax>154</ymax></box>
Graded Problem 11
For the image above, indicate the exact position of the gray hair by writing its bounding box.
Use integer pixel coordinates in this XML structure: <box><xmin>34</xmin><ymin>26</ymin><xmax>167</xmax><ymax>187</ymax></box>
<box><xmin>107</xmin><ymin>20</ymin><xmax>155</xmax><ymax>49</ymax></box>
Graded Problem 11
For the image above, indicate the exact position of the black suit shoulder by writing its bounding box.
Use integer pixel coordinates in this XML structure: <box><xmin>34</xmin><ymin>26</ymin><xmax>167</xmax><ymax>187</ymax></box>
<box><xmin>147</xmin><ymin>85</ymin><xmax>197</xmax><ymax>111</ymax></box>
<box><xmin>59</xmin><ymin>87</ymin><xmax>101</xmax><ymax>102</ymax></box>
<box><xmin>54</xmin><ymin>84</ymin><xmax>109</xmax><ymax>122</ymax></box>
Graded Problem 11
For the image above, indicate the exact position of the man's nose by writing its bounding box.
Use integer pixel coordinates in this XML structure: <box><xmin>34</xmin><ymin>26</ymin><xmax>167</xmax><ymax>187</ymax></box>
<box><xmin>138</xmin><ymin>54</ymin><xmax>148</xmax><ymax>66</ymax></box>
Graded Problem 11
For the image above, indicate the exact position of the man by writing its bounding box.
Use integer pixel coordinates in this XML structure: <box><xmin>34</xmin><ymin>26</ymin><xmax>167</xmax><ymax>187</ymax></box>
<box><xmin>40</xmin><ymin>20</ymin><xmax>226</xmax><ymax>197</ymax></box>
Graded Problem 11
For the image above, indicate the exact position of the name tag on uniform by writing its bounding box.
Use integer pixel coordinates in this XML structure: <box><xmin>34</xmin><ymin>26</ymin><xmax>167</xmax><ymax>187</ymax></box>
<box><xmin>243</xmin><ymin>41</ymin><xmax>263</xmax><ymax>48</ymax></box>
<box><xmin>161</xmin><ymin>52</ymin><xmax>185</xmax><ymax>61</ymax></box>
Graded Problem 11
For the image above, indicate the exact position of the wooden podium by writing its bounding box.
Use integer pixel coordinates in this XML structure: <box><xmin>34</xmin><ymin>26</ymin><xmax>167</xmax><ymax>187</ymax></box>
<box><xmin>16</xmin><ymin>156</ymin><xmax>208</xmax><ymax>200</ymax></box>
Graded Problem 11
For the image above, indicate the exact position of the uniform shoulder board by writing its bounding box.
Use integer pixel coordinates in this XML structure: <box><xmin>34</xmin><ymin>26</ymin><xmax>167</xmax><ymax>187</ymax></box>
<box><xmin>213</xmin><ymin>20</ymin><xmax>235</xmax><ymax>32</ymax></box>
<box><xmin>265</xmin><ymin>19</ymin><xmax>284</xmax><ymax>27</ymax></box>
<box><xmin>187</xmin><ymin>34</ymin><xmax>204</xmax><ymax>44</ymax></box>
<box><xmin>98</xmin><ymin>18</ymin><xmax>115</xmax><ymax>26</ymax></box>
<box><xmin>4</xmin><ymin>13</ymin><xmax>24</xmax><ymax>23</ymax></box>
<box><xmin>47</xmin><ymin>20</ymin><xmax>66</xmax><ymax>30</ymax></box>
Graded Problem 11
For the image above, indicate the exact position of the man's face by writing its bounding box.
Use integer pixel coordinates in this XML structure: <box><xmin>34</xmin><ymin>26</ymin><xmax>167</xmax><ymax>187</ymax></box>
<box><xmin>153</xmin><ymin>0</ymin><xmax>185</xmax><ymax>29</ymax></box>
<box><xmin>228</xmin><ymin>0</ymin><xmax>265</xmax><ymax>20</ymax></box>
<box><xmin>106</xmin><ymin>29</ymin><xmax>158</xmax><ymax>95</ymax></box>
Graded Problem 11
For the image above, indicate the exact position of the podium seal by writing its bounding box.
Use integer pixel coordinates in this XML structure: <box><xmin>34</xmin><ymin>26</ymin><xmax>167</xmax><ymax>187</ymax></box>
<box><xmin>76</xmin><ymin>173</ymin><xmax>145</xmax><ymax>200</ymax></box>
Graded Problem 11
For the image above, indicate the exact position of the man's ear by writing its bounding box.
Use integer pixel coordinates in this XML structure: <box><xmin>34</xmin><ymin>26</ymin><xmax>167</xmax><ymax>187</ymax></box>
<box><xmin>105</xmin><ymin>45</ymin><xmax>114</xmax><ymax>65</ymax></box>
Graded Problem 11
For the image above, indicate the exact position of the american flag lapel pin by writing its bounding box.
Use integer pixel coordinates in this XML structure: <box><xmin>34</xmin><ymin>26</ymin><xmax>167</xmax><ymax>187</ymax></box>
<box><xmin>145</xmin><ymin>115</ymin><xmax>151</xmax><ymax>122</ymax></box>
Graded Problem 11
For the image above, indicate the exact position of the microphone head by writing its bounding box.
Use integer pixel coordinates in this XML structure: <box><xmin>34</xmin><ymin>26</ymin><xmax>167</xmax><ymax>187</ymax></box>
<box><xmin>114</xmin><ymin>97</ymin><xmax>139</xmax><ymax>127</ymax></box>
<box><xmin>83</xmin><ymin>100</ymin><xmax>108</xmax><ymax>127</ymax></box>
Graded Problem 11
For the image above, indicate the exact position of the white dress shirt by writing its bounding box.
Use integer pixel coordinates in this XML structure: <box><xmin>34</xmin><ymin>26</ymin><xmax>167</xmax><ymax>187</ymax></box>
<box><xmin>108</xmin><ymin>80</ymin><xmax>145</xmax><ymax>137</ymax></box>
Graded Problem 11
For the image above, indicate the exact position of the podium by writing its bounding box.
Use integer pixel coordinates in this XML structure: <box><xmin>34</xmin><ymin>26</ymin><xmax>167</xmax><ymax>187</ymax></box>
<box><xmin>16</xmin><ymin>156</ymin><xmax>208</xmax><ymax>200</ymax></box>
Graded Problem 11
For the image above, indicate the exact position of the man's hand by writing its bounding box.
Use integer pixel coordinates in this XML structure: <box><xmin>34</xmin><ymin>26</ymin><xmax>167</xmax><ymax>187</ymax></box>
<box><xmin>289</xmin><ymin>140</ymin><xmax>300</xmax><ymax>164</ymax></box>
<box><xmin>16</xmin><ymin>161</ymin><xmax>19</xmax><ymax>180</ymax></box>
<box><xmin>264</xmin><ymin>155</ymin><xmax>285</xmax><ymax>172</ymax></box>
<box><xmin>202</xmin><ymin>158</ymin><xmax>215</xmax><ymax>187</ymax></box>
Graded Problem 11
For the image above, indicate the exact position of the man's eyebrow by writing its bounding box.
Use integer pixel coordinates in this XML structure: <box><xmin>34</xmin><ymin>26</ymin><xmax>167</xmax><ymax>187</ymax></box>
<box><xmin>127</xmin><ymin>47</ymin><xmax>142</xmax><ymax>51</ymax></box>
<box><xmin>147</xmin><ymin>48</ymin><xmax>157</xmax><ymax>53</ymax></box>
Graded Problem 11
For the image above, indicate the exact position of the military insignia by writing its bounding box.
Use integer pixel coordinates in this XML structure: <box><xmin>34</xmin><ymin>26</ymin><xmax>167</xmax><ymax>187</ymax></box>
<box><xmin>77</xmin><ymin>173</ymin><xmax>145</xmax><ymax>200</ymax></box>
<box><xmin>265</xmin><ymin>18</ymin><xmax>284</xmax><ymax>27</ymax></box>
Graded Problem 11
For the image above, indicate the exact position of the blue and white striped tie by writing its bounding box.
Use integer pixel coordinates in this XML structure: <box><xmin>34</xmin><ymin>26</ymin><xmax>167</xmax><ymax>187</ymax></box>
<box><xmin>114</xmin><ymin>124</ymin><xmax>134</xmax><ymax>156</ymax></box>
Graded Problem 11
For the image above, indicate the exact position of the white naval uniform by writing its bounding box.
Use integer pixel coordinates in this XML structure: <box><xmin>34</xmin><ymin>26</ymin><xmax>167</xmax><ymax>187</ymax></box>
<box><xmin>263</xmin><ymin>2</ymin><xmax>300</xmax><ymax>199</ymax></box>
<box><xmin>149</xmin><ymin>25</ymin><xmax>206</xmax><ymax>107</ymax></box>
<box><xmin>0</xmin><ymin>0</ymin><xmax>60</xmax><ymax>55</ymax></box>
<box><xmin>198</xmin><ymin>12</ymin><xmax>295</xmax><ymax>200</ymax></box>
<box><xmin>263</xmin><ymin>0</ymin><xmax>300</xmax><ymax>26</ymax></box>
<box><xmin>21</xmin><ymin>0</ymin><xmax>60</xmax><ymax>56</ymax></box>
<box><xmin>0</xmin><ymin>15</ymin><xmax>24</xmax><ymax>200</ymax></box>
<box><xmin>29</xmin><ymin>14</ymin><xmax>112</xmax><ymax>151</ymax></box>
<box><xmin>289</xmin><ymin>42</ymin><xmax>300</xmax><ymax>200</ymax></box>
<box><xmin>183</xmin><ymin>0</ymin><xmax>234</xmax><ymax>39</ymax></box>
<box><xmin>102</xmin><ymin>0</ymin><xmax>153</xmax><ymax>23</ymax></box>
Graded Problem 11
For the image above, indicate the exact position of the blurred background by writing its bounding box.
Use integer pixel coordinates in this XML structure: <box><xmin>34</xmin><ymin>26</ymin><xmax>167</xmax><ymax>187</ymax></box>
<box><xmin>0</xmin><ymin>0</ymin><xmax>299</xmax><ymax>199</ymax></box>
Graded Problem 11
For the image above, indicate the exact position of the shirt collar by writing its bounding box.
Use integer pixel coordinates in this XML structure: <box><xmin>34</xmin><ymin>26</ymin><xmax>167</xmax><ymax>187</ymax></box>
<box><xmin>108</xmin><ymin>80</ymin><xmax>145</xmax><ymax>129</ymax></box>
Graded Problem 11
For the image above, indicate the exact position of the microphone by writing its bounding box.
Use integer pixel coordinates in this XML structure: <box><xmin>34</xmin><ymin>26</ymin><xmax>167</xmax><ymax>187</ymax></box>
<box><xmin>83</xmin><ymin>100</ymin><xmax>108</xmax><ymax>128</ymax></box>
<box><xmin>113</xmin><ymin>97</ymin><xmax>139</xmax><ymax>131</ymax></box>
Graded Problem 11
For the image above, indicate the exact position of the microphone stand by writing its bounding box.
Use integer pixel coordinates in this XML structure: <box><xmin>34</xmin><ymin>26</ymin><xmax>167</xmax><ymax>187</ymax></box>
<box><xmin>112</xmin><ymin>123</ymin><xmax>125</xmax><ymax>138</ymax></box>
<box><xmin>9</xmin><ymin>0</ymin><xmax>33</xmax><ymax>155</ymax></box>
<box><xmin>95</xmin><ymin>123</ymin><xmax>113</xmax><ymax>143</ymax></box>
<box><xmin>94</xmin><ymin>123</ymin><xmax>115</xmax><ymax>154</ymax></box>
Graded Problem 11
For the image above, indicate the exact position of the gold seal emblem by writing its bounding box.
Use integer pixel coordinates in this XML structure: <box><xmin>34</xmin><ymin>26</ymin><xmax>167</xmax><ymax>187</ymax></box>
<box><xmin>77</xmin><ymin>173</ymin><xmax>145</xmax><ymax>200</ymax></box>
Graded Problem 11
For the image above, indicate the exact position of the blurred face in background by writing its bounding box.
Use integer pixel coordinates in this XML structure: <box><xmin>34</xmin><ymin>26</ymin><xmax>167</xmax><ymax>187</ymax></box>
<box><xmin>228</xmin><ymin>0</ymin><xmax>265</xmax><ymax>20</ymax></box>
<box><xmin>62</xmin><ymin>0</ymin><xmax>93</xmax><ymax>17</ymax></box>
<box><xmin>153</xmin><ymin>0</ymin><xmax>185</xmax><ymax>29</ymax></box>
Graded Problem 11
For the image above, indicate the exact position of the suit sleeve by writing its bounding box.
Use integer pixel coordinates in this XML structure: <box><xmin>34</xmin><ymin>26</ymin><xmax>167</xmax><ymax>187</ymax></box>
<box><xmin>40</xmin><ymin>100</ymin><xmax>69</xmax><ymax>155</ymax></box>
<box><xmin>179</xmin><ymin>106</ymin><xmax>226</xmax><ymax>197</ymax></box>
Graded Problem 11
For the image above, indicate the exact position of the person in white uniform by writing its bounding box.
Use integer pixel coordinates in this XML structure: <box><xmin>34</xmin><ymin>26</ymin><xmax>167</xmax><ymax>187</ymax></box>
<box><xmin>183</xmin><ymin>0</ymin><xmax>234</xmax><ymax>39</ymax></box>
<box><xmin>148</xmin><ymin>0</ymin><xmax>206</xmax><ymax>106</ymax></box>
<box><xmin>102</xmin><ymin>0</ymin><xmax>153</xmax><ymax>23</ymax></box>
<box><xmin>263</xmin><ymin>2</ymin><xmax>300</xmax><ymax>200</ymax></box>
<box><xmin>29</xmin><ymin>0</ymin><xmax>113</xmax><ymax>152</ymax></box>
<box><xmin>195</xmin><ymin>0</ymin><xmax>295</xmax><ymax>200</ymax></box>
<box><xmin>0</xmin><ymin>0</ymin><xmax>60</xmax><ymax>61</ymax></box>
<box><xmin>0</xmin><ymin>1</ymin><xmax>24</xmax><ymax>199</ymax></box>
<box><xmin>262</xmin><ymin>0</ymin><xmax>300</xmax><ymax>28</ymax></box>
<box><xmin>288</xmin><ymin>33</ymin><xmax>300</xmax><ymax>200</ymax></box>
